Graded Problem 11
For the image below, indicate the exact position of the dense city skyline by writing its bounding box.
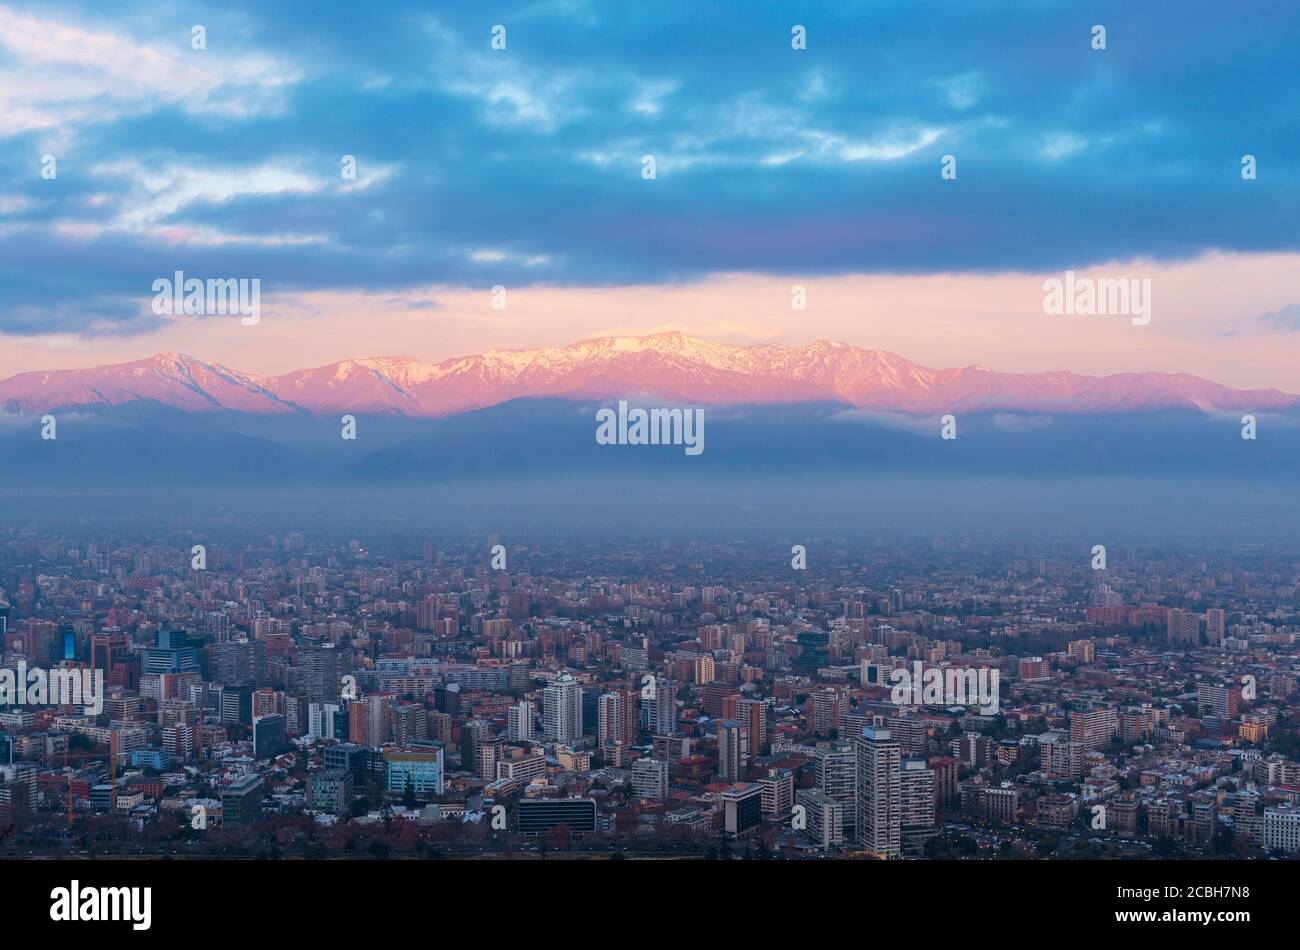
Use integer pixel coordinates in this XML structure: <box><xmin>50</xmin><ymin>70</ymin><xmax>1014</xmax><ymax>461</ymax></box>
<box><xmin>2</xmin><ymin>525</ymin><xmax>1299</xmax><ymax>863</ymax></box>
<box><xmin>0</xmin><ymin>6</ymin><xmax>1293</xmax><ymax>936</ymax></box>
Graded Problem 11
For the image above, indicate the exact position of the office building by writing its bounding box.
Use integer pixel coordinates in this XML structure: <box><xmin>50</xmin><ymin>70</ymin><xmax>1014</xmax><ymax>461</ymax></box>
<box><xmin>720</xmin><ymin>783</ymin><xmax>763</xmax><ymax>836</ymax></box>
<box><xmin>384</xmin><ymin>746</ymin><xmax>444</xmax><ymax>796</ymax></box>
<box><xmin>517</xmin><ymin>797</ymin><xmax>597</xmax><ymax>836</ymax></box>
<box><xmin>543</xmin><ymin>674</ymin><xmax>583</xmax><ymax>743</ymax></box>
<box><xmin>631</xmin><ymin>757</ymin><xmax>669</xmax><ymax>800</ymax></box>
<box><xmin>220</xmin><ymin>774</ymin><xmax>265</xmax><ymax>828</ymax></box>
<box><xmin>717</xmin><ymin>719</ymin><xmax>743</xmax><ymax>781</ymax></box>
<box><xmin>856</xmin><ymin>726</ymin><xmax>901</xmax><ymax>859</ymax></box>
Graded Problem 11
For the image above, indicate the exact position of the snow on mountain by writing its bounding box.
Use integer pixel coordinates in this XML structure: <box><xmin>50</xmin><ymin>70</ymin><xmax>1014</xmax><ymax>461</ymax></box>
<box><xmin>0</xmin><ymin>352</ymin><xmax>298</xmax><ymax>415</ymax></box>
<box><xmin>0</xmin><ymin>334</ymin><xmax>1293</xmax><ymax>417</ymax></box>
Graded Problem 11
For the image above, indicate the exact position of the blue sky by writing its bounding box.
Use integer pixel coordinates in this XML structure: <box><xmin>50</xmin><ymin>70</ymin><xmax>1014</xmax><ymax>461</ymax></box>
<box><xmin>0</xmin><ymin>0</ymin><xmax>1298</xmax><ymax>384</ymax></box>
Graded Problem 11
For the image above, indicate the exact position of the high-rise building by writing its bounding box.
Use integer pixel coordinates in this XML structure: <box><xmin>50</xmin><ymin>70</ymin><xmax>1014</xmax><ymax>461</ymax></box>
<box><xmin>1018</xmin><ymin>657</ymin><xmax>1051</xmax><ymax>680</ymax></box>
<box><xmin>323</xmin><ymin>743</ymin><xmax>370</xmax><ymax>782</ymax></box>
<box><xmin>460</xmin><ymin>719</ymin><xmax>494</xmax><ymax>773</ymax></box>
<box><xmin>856</xmin><ymin>726</ymin><xmax>901</xmax><ymax>859</ymax></box>
<box><xmin>1166</xmin><ymin>608</ymin><xmax>1200</xmax><ymax>646</ymax></box>
<box><xmin>252</xmin><ymin>713</ymin><xmax>288</xmax><ymax>759</ymax></box>
<box><xmin>90</xmin><ymin>631</ymin><xmax>130</xmax><ymax>673</ymax></box>
<box><xmin>162</xmin><ymin>723</ymin><xmax>194</xmax><ymax>762</ymax></box>
<box><xmin>209</xmin><ymin>639</ymin><xmax>266</xmax><ymax>689</ymax></box>
<box><xmin>717</xmin><ymin>719</ymin><xmax>743</xmax><ymax>781</ymax></box>
<box><xmin>720</xmin><ymin>783</ymin><xmax>763</xmax><ymax>836</ymax></box>
<box><xmin>206</xmin><ymin>611</ymin><xmax>231</xmax><ymax>642</ymax></box>
<box><xmin>953</xmin><ymin>732</ymin><xmax>994</xmax><ymax>768</ymax></box>
<box><xmin>308</xmin><ymin>770</ymin><xmax>353</xmax><ymax>815</ymax></box>
<box><xmin>143</xmin><ymin>629</ymin><xmax>200</xmax><ymax>675</ymax></box>
<box><xmin>647</xmin><ymin>676</ymin><xmax>677</xmax><ymax>736</ymax></box>
<box><xmin>597</xmin><ymin>689</ymin><xmax>637</xmax><ymax>748</ymax></box>
<box><xmin>507</xmin><ymin>700</ymin><xmax>537</xmax><ymax>741</ymax></box>
<box><xmin>734</xmin><ymin>697</ymin><xmax>768</xmax><ymax>758</ymax></box>
<box><xmin>348</xmin><ymin>695</ymin><xmax>389</xmax><ymax>747</ymax></box>
<box><xmin>701</xmin><ymin>682</ymin><xmax>740</xmax><ymax>718</ymax></box>
<box><xmin>1039</xmin><ymin>734</ymin><xmax>1087</xmax><ymax>781</ymax></box>
<box><xmin>251</xmin><ymin>688</ymin><xmax>284</xmax><ymax>720</ymax></box>
<box><xmin>1070</xmin><ymin>706</ymin><xmax>1118</xmax><ymax>750</ymax></box>
<box><xmin>796</xmin><ymin>789</ymin><xmax>844</xmax><ymax>849</ymax></box>
<box><xmin>631</xmin><ymin>757</ymin><xmax>669</xmax><ymax>800</ymax></box>
<box><xmin>308</xmin><ymin>702</ymin><xmax>344</xmax><ymax>741</ymax></box>
<box><xmin>495</xmin><ymin>749</ymin><xmax>547</xmax><ymax>784</ymax></box>
<box><xmin>796</xmin><ymin>630</ymin><xmax>830</xmax><ymax>672</ymax></box>
<box><xmin>758</xmin><ymin>767</ymin><xmax>794</xmax><ymax>818</ymax></box>
<box><xmin>1198</xmin><ymin>682</ymin><xmax>1240</xmax><ymax>723</ymax></box>
<box><xmin>1205</xmin><ymin>608</ymin><xmax>1226</xmax><ymax>646</ymax></box>
<box><xmin>814</xmin><ymin>741</ymin><xmax>856</xmax><ymax>837</ymax></box>
<box><xmin>543</xmin><ymin>674</ymin><xmax>583</xmax><ymax>743</ymax></box>
<box><xmin>806</xmin><ymin>689</ymin><xmax>843</xmax><ymax>737</ymax></box>
<box><xmin>302</xmin><ymin>644</ymin><xmax>342</xmax><ymax>703</ymax></box>
<box><xmin>475</xmin><ymin>739</ymin><xmax>502</xmax><ymax>779</ymax></box>
<box><xmin>1066</xmin><ymin>639</ymin><xmax>1096</xmax><ymax>663</ymax></box>
<box><xmin>900</xmin><ymin>759</ymin><xmax>936</xmax><ymax>853</ymax></box>
<box><xmin>1263</xmin><ymin>805</ymin><xmax>1300</xmax><ymax>853</ymax></box>
<box><xmin>384</xmin><ymin>747</ymin><xmax>444</xmax><ymax>796</ymax></box>
<box><xmin>220</xmin><ymin>773</ymin><xmax>265</xmax><ymax>828</ymax></box>
<box><xmin>884</xmin><ymin>712</ymin><xmax>929</xmax><ymax>756</ymax></box>
<box><xmin>652</xmin><ymin>734</ymin><xmax>691</xmax><ymax>766</ymax></box>
<box><xmin>393</xmin><ymin>702</ymin><xmax>428</xmax><ymax>747</ymax></box>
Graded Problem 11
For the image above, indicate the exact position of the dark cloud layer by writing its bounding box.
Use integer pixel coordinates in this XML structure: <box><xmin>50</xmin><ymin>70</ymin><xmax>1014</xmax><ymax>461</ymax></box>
<box><xmin>1</xmin><ymin>0</ymin><xmax>1297</xmax><ymax>335</ymax></box>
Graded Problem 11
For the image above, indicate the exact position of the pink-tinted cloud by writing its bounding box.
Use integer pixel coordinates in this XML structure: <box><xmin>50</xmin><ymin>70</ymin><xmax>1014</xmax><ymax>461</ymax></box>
<box><xmin>1</xmin><ymin>251</ymin><xmax>1297</xmax><ymax>392</ymax></box>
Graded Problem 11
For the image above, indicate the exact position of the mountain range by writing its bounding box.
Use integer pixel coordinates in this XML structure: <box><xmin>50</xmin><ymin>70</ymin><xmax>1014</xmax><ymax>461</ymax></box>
<box><xmin>1</xmin><ymin>332</ymin><xmax>1292</xmax><ymax>417</ymax></box>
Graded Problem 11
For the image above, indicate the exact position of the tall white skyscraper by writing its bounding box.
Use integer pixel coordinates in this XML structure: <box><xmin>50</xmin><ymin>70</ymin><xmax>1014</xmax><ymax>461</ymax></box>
<box><xmin>508</xmin><ymin>700</ymin><xmax>537</xmax><ymax>741</ymax></box>
<box><xmin>856</xmin><ymin>726</ymin><xmax>901</xmax><ymax>859</ymax></box>
<box><xmin>307</xmin><ymin>702</ymin><xmax>342</xmax><ymax>741</ymax></box>
<box><xmin>814</xmin><ymin>741</ymin><xmax>857</xmax><ymax>836</ymax></box>
<box><xmin>899</xmin><ymin>758</ymin><xmax>936</xmax><ymax>853</ymax></box>
<box><xmin>649</xmin><ymin>676</ymin><xmax>677</xmax><ymax>736</ymax></box>
<box><xmin>543</xmin><ymin>674</ymin><xmax>583</xmax><ymax>743</ymax></box>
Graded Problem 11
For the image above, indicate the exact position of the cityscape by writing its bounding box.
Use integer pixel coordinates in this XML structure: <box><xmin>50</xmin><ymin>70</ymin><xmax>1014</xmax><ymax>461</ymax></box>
<box><xmin>2</xmin><ymin>525</ymin><xmax>1298</xmax><ymax>861</ymax></box>
<box><xmin>0</xmin><ymin>2</ymin><xmax>1296</xmax><ymax>931</ymax></box>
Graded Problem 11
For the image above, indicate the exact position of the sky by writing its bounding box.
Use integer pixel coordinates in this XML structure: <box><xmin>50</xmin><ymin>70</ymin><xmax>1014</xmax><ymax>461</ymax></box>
<box><xmin>1</xmin><ymin>0</ymin><xmax>1298</xmax><ymax>389</ymax></box>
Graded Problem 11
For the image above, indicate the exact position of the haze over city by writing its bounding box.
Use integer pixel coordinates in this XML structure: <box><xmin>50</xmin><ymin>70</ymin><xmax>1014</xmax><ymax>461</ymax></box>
<box><xmin>1</xmin><ymin>4</ymin><xmax>1297</xmax><ymax>932</ymax></box>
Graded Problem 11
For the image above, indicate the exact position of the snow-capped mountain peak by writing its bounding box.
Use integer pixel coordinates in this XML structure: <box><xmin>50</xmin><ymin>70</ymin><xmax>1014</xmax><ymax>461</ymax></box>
<box><xmin>0</xmin><ymin>333</ymin><xmax>1293</xmax><ymax>417</ymax></box>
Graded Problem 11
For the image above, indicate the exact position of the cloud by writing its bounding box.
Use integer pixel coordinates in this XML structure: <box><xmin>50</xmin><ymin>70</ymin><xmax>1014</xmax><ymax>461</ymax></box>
<box><xmin>1258</xmin><ymin>303</ymin><xmax>1300</xmax><ymax>332</ymax></box>
<box><xmin>992</xmin><ymin>413</ymin><xmax>1054</xmax><ymax>432</ymax></box>
<box><xmin>0</xmin><ymin>0</ymin><xmax>1296</xmax><ymax>344</ymax></box>
<box><xmin>0</xmin><ymin>5</ymin><xmax>299</xmax><ymax>140</ymax></box>
<box><xmin>828</xmin><ymin>408</ymin><xmax>934</xmax><ymax>435</ymax></box>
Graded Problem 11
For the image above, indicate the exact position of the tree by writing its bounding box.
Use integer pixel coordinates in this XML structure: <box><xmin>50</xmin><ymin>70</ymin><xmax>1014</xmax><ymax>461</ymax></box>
<box><xmin>716</xmin><ymin>833</ymin><xmax>733</xmax><ymax>860</ymax></box>
<box><xmin>403</xmin><ymin>777</ymin><xmax>417</xmax><ymax>810</ymax></box>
